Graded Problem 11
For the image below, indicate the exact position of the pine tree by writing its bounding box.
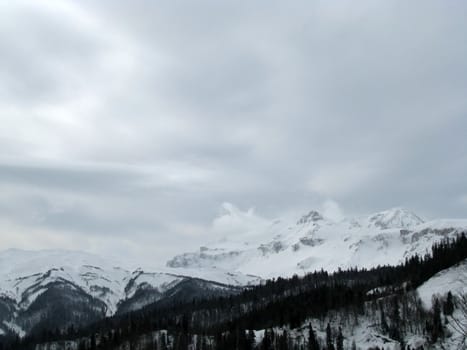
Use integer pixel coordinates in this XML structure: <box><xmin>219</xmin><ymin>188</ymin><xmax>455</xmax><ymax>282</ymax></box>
<box><xmin>431</xmin><ymin>298</ymin><xmax>443</xmax><ymax>343</ymax></box>
<box><xmin>443</xmin><ymin>291</ymin><xmax>454</xmax><ymax>316</ymax></box>
<box><xmin>159</xmin><ymin>333</ymin><xmax>168</xmax><ymax>350</ymax></box>
<box><xmin>379</xmin><ymin>302</ymin><xmax>388</xmax><ymax>333</ymax></box>
<box><xmin>326</xmin><ymin>323</ymin><xmax>334</xmax><ymax>350</ymax></box>
<box><xmin>389</xmin><ymin>296</ymin><xmax>402</xmax><ymax>342</ymax></box>
<box><xmin>278</xmin><ymin>330</ymin><xmax>289</xmax><ymax>350</ymax></box>
<box><xmin>195</xmin><ymin>334</ymin><xmax>202</xmax><ymax>350</ymax></box>
<box><xmin>78</xmin><ymin>340</ymin><xmax>86</xmax><ymax>350</ymax></box>
<box><xmin>247</xmin><ymin>330</ymin><xmax>256</xmax><ymax>350</ymax></box>
<box><xmin>90</xmin><ymin>333</ymin><xmax>97</xmax><ymax>350</ymax></box>
<box><xmin>336</xmin><ymin>327</ymin><xmax>343</xmax><ymax>350</ymax></box>
<box><xmin>261</xmin><ymin>329</ymin><xmax>272</xmax><ymax>350</ymax></box>
<box><xmin>308</xmin><ymin>323</ymin><xmax>319</xmax><ymax>350</ymax></box>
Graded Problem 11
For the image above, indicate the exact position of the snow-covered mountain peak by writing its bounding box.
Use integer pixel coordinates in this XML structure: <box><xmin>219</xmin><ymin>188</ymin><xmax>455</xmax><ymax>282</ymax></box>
<box><xmin>296</xmin><ymin>210</ymin><xmax>324</xmax><ymax>225</ymax></box>
<box><xmin>0</xmin><ymin>247</ymin><xmax>258</xmax><ymax>325</ymax></box>
<box><xmin>0</xmin><ymin>248</ymin><xmax>258</xmax><ymax>337</ymax></box>
<box><xmin>0</xmin><ymin>248</ymin><xmax>123</xmax><ymax>277</ymax></box>
<box><xmin>366</xmin><ymin>207</ymin><xmax>424</xmax><ymax>230</ymax></box>
<box><xmin>167</xmin><ymin>207</ymin><xmax>466</xmax><ymax>279</ymax></box>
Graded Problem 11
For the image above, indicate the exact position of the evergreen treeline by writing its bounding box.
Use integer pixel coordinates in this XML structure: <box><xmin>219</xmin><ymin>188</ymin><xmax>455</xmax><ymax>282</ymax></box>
<box><xmin>3</xmin><ymin>233</ymin><xmax>466</xmax><ymax>350</ymax></box>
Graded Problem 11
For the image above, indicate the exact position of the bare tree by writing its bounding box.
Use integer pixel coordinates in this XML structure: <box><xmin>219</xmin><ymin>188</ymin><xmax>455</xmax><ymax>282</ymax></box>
<box><xmin>448</xmin><ymin>294</ymin><xmax>467</xmax><ymax>350</ymax></box>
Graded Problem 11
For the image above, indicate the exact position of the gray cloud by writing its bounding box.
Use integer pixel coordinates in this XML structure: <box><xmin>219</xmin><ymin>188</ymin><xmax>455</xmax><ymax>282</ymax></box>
<box><xmin>1</xmin><ymin>0</ymin><xmax>467</xmax><ymax>264</ymax></box>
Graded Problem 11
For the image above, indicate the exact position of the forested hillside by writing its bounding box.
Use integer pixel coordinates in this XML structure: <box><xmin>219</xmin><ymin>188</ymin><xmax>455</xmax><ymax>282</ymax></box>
<box><xmin>3</xmin><ymin>233</ymin><xmax>466</xmax><ymax>350</ymax></box>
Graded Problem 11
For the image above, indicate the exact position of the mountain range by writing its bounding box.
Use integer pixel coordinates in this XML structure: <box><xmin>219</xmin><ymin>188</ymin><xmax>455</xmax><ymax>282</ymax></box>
<box><xmin>1</xmin><ymin>206</ymin><xmax>466</xmax><ymax>339</ymax></box>
<box><xmin>168</xmin><ymin>206</ymin><xmax>467</xmax><ymax>278</ymax></box>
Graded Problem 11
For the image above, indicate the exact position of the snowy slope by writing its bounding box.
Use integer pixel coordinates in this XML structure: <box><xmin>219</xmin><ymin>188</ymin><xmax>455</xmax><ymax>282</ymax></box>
<box><xmin>0</xmin><ymin>249</ymin><xmax>258</xmax><ymax>314</ymax></box>
<box><xmin>417</xmin><ymin>259</ymin><xmax>467</xmax><ymax>349</ymax></box>
<box><xmin>417</xmin><ymin>258</ymin><xmax>467</xmax><ymax>308</ymax></box>
<box><xmin>0</xmin><ymin>248</ymin><xmax>258</xmax><ymax>336</ymax></box>
<box><xmin>167</xmin><ymin>206</ymin><xmax>467</xmax><ymax>279</ymax></box>
<box><xmin>0</xmin><ymin>249</ymin><xmax>128</xmax><ymax>315</ymax></box>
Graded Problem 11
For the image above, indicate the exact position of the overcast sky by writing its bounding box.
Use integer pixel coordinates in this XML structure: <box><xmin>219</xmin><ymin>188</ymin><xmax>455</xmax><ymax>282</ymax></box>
<box><xmin>1</xmin><ymin>1</ymin><xmax>466</xmax><ymax>265</ymax></box>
